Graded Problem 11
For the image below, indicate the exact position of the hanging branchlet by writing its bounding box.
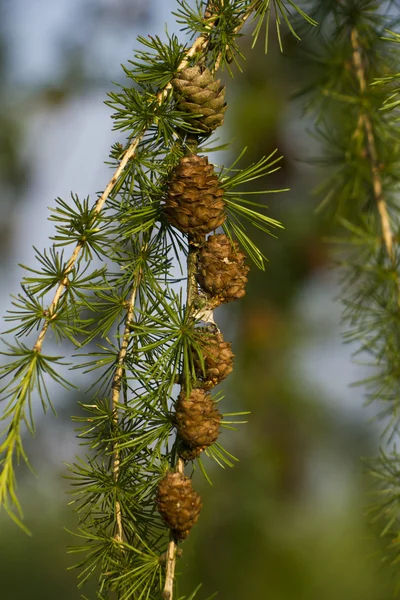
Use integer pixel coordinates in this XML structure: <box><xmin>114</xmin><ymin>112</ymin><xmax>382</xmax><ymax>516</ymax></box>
<box><xmin>0</xmin><ymin>0</ymin><xmax>315</xmax><ymax>597</ymax></box>
<box><xmin>295</xmin><ymin>0</ymin><xmax>400</xmax><ymax>587</ymax></box>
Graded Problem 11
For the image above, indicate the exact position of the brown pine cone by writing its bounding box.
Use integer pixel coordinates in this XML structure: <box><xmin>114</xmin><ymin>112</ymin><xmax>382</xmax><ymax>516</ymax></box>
<box><xmin>194</xmin><ymin>331</ymin><xmax>234</xmax><ymax>388</ymax></box>
<box><xmin>197</xmin><ymin>234</ymin><xmax>250</xmax><ymax>304</ymax></box>
<box><xmin>175</xmin><ymin>388</ymin><xmax>221</xmax><ymax>450</ymax></box>
<box><xmin>163</xmin><ymin>154</ymin><xmax>226</xmax><ymax>237</ymax></box>
<box><xmin>156</xmin><ymin>472</ymin><xmax>202</xmax><ymax>540</ymax></box>
<box><xmin>172</xmin><ymin>66</ymin><xmax>227</xmax><ymax>133</ymax></box>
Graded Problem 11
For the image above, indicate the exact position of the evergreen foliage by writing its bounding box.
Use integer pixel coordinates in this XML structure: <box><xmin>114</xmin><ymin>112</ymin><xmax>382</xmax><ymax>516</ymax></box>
<box><xmin>295</xmin><ymin>0</ymin><xmax>400</xmax><ymax>589</ymax></box>
<box><xmin>9</xmin><ymin>0</ymin><xmax>400</xmax><ymax>596</ymax></box>
<box><xmin>0</xmin><ymin>1</ymin><xmax>314</xmax><ymax>598</ymax></box>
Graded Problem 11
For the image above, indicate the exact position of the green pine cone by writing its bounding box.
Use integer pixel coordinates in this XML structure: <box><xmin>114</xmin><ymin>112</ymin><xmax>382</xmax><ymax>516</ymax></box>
<box><xmin>172</xmin><ymin>66</ymin><xmax>227</xmax><ymax>133</ymax></box>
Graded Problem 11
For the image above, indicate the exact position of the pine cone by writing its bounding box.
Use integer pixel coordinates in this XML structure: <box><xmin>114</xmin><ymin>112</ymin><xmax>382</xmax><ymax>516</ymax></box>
<box><xmin>194</xmin><ymin>331</ymin><xmax>234</xmax><ymax>388</ymax></box>
<box><xmin>163</xmin><ymin>155</ymin><xmax>226</xmax><ymax>236</ymax></box>
<box><xmin>175</xmin><ymin>388</ymin><xmax>221</xmax><ymax>450</ymax></box>
<box><xmin>156</xmin><ymin>472</ymin><xmax>202</xmax><ymax>540</ymax></box>
<box><xmin>197</xmin><ymin>234</ymin><xmax>250</xmax><ymax>304</ymax></box>
<box><xmin>172</xmin><ymin>66</ymin><xmax>227</xmax><ymax>133</ymax></box>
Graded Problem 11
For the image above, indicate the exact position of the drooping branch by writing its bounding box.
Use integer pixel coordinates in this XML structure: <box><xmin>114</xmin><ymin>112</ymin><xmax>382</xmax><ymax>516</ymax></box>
<box><xmin>1</xmin><ymin>2</ymin><xmax>305</xmax><ymax>596</ymax></box>
<box><xmin>0</xmin><ymin>0</ymin><xmax>257</xmax><ymax>522</ymax></box>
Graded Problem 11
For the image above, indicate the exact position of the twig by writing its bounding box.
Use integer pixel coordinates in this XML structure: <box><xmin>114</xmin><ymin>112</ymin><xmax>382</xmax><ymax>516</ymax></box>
<box><xmin>33</xmin><ymin>136</ymin><xmax>142</xmax><ymax>353</ymax></box>
<box><xmin>163</xmin><ymin>457</ymin><xmax>185</xmax><ymax>600</ymax></box>
<box><xmin>213</xmin><ymin>0</ymin><xmax>259</xmax><ymax>71</ymax></box>
<box><xmin>110</xmin><ymin>263</ymin><xmax>144</xmax><ymax>544</ymax></box>
<box><xmin>162</xmin><ymin>240</ymin><xmax>201</xmax><ymax>600</ymax></box>
<box><xmin>350</xmin><ymin>27</ymin><xmax>395</xmax><ymax>262</ymax></box>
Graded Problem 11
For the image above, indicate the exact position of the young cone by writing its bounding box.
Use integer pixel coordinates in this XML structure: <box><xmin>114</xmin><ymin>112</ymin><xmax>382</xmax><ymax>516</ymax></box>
<box><xmin>175</xmin><ymin>388</ymin><xmax>221</xmax><ymax>451</ymax></box>
<box><xmin>194</xmin><ymin>330</ymin><xmax>234</xmax><ymax>388</ymax></box>
<box><xmin>163</xmin><ymin>155</ymin><xmax>226</xmax><ymax>237</ymax></box>
<box><xmin>197</xmin><ymin>233</ymin><xmax>250</xmax><ymax>304</ymax></box>
<box><xmin>172</xmin><ymin>66</ymin><xmax>227</xmax><ymax>133</ymax></box>
<box><xmin>156</xmin><ymin>472</ymin><xmax>202</xmax><ymax>541</ymax></box>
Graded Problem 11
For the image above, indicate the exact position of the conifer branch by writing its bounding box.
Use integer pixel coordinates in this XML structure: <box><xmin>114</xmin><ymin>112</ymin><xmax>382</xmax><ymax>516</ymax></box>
<box><xmin>297</xmin><ymin>2</ymin><xmax>400</xmax><ymax>587</ymax></box>
<box><xmin>0</xmin><ymin>0</ymin><xmax>314</xmax><ymax>596</ymax></box>
<box><xmin>159</xmin><ymin>0</ymin><xmax>261</xmax><ymax>592</ymax></box>
<box><xmin>0</xmin><ymin>1</ymin><xmax>238</xmax><ymax>523</ymax></box>
<box><xmin>350</xmin><ymin>27</ymin><xmax>395</xmax><ymax>262</ymax></box>
<box><xmin>21</xmin><ymin>0</ymin><xmax>229</xmax><ymax>358</ymax></box>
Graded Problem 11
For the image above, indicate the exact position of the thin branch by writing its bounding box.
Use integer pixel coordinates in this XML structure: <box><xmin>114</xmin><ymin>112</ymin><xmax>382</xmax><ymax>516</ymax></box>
<box><xmin>110</xmin><ymin>262</ymin><xmax>144</xmax><ymax>544</ymax></box>
<box><xmin>213</xmin><ymin>0</ymin><xmax>259</xmax><ymax>71</ymax></box>
<box><xmin>350</xmin><ymin>27</ymin><xmax>395</xmax><ymax>262</ymax></box>
<box><xmin>163</xmin><ymin>457</ymin><xmax>185</xmax><ymax>600</ymax></box>
<box><xmin>162</xmin><ymin>234</ymin><xmax>203</xmax><ymax>599</ymax></box>
<box><xmin>32</xmin><ymin>135</ymin><xmax>142</xmax><ymax>353</ymax></box>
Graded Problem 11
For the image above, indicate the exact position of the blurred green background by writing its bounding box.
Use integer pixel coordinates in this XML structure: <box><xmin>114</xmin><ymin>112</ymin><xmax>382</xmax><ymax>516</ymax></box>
<box><xmin>0</xmin><ymin>1</ymin><xmax>394</xmax><ymax>598</ymax></box>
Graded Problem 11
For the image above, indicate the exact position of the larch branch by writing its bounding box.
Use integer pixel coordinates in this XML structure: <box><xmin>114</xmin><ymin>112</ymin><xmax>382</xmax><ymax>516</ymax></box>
<box><xmin>31</xmin><ymin>1</ymin><xmax>242</xmax><ymax>356</ymax></box>
<box><xmin>161</xmin><ymin>2</ymin><xmax>259</xmax><ymax>596</ymax></box>
<box><xmin>350</xmin><ymin>27</ymin><xmax>395</xmax><ymax>262</ymax></box>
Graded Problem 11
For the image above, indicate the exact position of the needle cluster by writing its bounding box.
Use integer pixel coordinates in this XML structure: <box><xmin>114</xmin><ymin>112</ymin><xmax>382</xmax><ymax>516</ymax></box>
<box><xmin>296</xmin><ymin>0</ymin><xmax>400</xmax><ymax>587</ymax></box>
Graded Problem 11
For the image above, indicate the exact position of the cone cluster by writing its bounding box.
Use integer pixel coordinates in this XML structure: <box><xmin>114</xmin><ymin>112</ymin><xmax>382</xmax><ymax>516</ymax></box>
<box><xmin>170</xmin><ymin>228</ymin><xmax>249</xmax><ymax>469</ymax></box>
<box><xmin>171</xmin><ymin>66</ymin><xmax>227</xmax><ymax>133</ymax></box>
<box><xmin>156</xmin><ymin>62</ymin><xmax>250</xmax><ymax>546</ymax></box>
<box><xmin>173</xmin><ymin>330</ymin><xmax>235</xmax><ymax>465</ymax></box>
<box><xmin>156</xmin><ymin>472</ymin><xmax>202</xmax><ymax>541</ymax></box>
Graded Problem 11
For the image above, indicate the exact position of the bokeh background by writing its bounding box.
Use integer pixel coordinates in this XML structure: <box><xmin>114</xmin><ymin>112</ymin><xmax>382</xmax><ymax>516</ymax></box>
<box><xmin>0</xmin><ymin>1</ymin><xmax>394</xmax><ymax>598</ymax></box>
